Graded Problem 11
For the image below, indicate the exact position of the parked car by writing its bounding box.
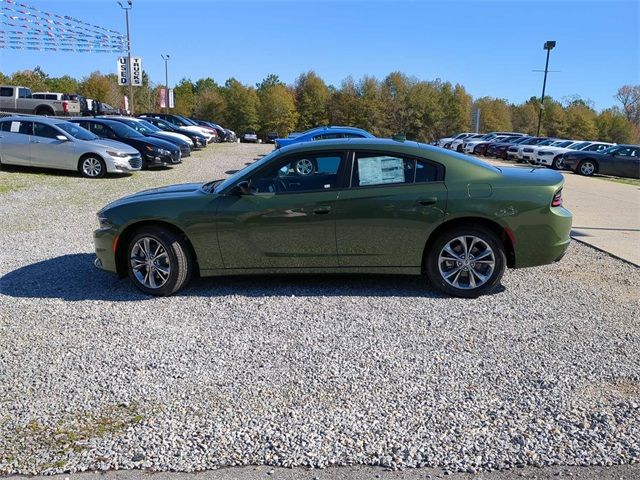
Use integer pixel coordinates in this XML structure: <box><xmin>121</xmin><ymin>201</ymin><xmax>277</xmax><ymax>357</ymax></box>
<box><xmin>434</xmin><ymin>132</ymin><xmax>476</xmax><ymax>147</ymax></box>
<box><xmin>241</xmin><ymin>129</ymin><xmax>259</xmax><ymax>143</ymax></box>
<box><xmin>535</xmin><ymin>141</ymin><xmax>614</xmax><ymax>169</ymax></box>
<box><xmin>104</xmin><ymin>116</ymin><xmax>192</xmax><ymax>158</ymax></box>
<box><xmin>0</xmin><ymin>115</ymin><xmax>141</xmax><ymax>178</ymax></box>
<box><xmin>265</xmin><ymin>132</ymin><xmax>278</xmax><ymax>144</ymax></box>
<box><xmin>562</xmin><ymin>144</ymin><xmax>640</xmax><ymax>178</ymax></box>
<box><xmin>93</xmin><ymin>138</ymin><xmax>572</xmax><ymax>298</ymax></box>
<box><xmin>459</xmin><ymin>132</ymin><xmax>524</xmax><ymax>154</ymax></box>
<box><xmin>469</xmin><ymin>135</ymin><xmax>511</xmax><ymax>156</ymax></box>
<box><xmin>70</xmin><ymin>118</ymin><xmax>181</xmax><ymax>168</ymax></box>
<box><xmin>506</xmin><ymin>137</ymin><xmax>550</xmax><ymax>161</ymax></box>
<box><xmin>191</xmin><ymin>119</ymin><xmax>225</xmax><ymax>142</ymax></box>
<box><xmin>139</xmin><ymin>113</ymin><xmax>215</xmax><ymax>143</ymax></box>
<box><xmin>141</xmin><ymin>116</ymin><xmax>208</xmax><ymax>149</ymax></box>
<box><xmin>274</xmin><ymin>126</ymin><xmax>374</xmax><ymax>149</ymax></box>
<box><xmin>521</xmin><ymin>140</ymin><xmax>575</xmax><ymax>163</ymax></box>
<box><xmin>514</xmin><ymin>138</ymin><xmax>559</xmax><ymax>162</ymax></box>
<box><xmin>0</xmin><ymin>85</ymin><xmax>81</xmax><ymax>116</ymax></box>
<box><xmin>224</xmin><ymin>129</ymin><xmax>237</xmax><ymax>143</ymax></box>
<box><xmin>484</xmin><ymin>136</ymin><xmax>532</xmax><ymax>159</ymax></box>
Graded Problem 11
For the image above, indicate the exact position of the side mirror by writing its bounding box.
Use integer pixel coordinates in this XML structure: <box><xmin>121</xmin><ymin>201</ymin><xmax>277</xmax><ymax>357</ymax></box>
<box><xmin>236</xmin><ymin>181</ymin><xmax>252</xmax><ymax>195</ymax></box>
<box><xmin>56</xmin><ymin>135</ymin><xmax>69</xmax><ymax>142</ymax></box>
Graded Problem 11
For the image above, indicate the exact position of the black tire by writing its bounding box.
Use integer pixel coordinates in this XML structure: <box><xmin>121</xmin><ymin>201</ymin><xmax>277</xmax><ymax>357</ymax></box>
<box><xmin>35</xmin><ymin>106</ymin><xmax>54</xmax><ymax>116</ymax></box>
<box><xmin>425</xmin><ymin>226</ymin><xmax>506</xmax><ymax>298</ymax></box>
<box><xmin>127</xmin><ymin>226</ymin><xmax>192</xmax><ymax>296</ymax></box>
<box><xmin>78</xmin><ymin>155</ymin><xmax>106</xmax><ymax>178</ymax></box>
<box><xmin>577</xmin><ymin>159</ymin><xmax>597</xmax><ymax>176</ymax></box>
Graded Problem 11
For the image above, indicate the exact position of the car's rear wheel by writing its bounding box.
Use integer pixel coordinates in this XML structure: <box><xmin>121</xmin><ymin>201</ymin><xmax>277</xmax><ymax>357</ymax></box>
<box><xmin>78</xmin><ymin>155</ymin><xmax>106</xmax><ymax>178</ymax></box>
<box><xmin>577</xmin><ymin>160</ymin><xmax>597</xmax><ymax>176</ymax></box>
<box><xmin>426</xmin><ymin>226</ymin><xmax>506</xmax><ymax>298</ymax></box>
<box><xmin>127</xmin><ymin>226</ymin><xmax>192</xmax><ymax>296</ymax></box>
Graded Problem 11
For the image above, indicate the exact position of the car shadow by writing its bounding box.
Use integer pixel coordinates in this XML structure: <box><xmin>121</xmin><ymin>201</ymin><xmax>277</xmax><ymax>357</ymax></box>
<box><xmin>0</xmin><ymin>164</ymin><xmax>133</xmax><ymax>179</ymax></box>
<box><xmin>0</xmin><ymin>253</ymin><xmax>506</xmax><ymax>302</ymax></box>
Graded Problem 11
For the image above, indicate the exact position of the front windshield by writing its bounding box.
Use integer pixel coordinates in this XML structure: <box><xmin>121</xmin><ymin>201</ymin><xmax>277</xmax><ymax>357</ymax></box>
<box><xmin>214</xmin><ymin>149</ymin><xmax>282</xmax><ymax>193</ymax></box>
<box><xmin>552</xmin><ymin>141</ymin><xmax>573</xmax><ymax>147</ymax></box>
<box><xmin>137</xmin><ymin>119</ymin><xmax>161</xmax><ymax>132</ymax></box>
<box><xmin>176</xmin><ymin>116</ymin><xmax>196</xmax><ymax>126</ymax></box>
<box><xmin>569</xmin><ymin>142</ymin><xmax>590</xmax><ymax>150</ymax></box>
<box><xmin>57</xmin><ymin>122</ymin><xmax>98</xmax><ymax>141</ymax></box>
<box><xmin>538</xmin><ymin>139</ymin><xmax>555</xmax><ymax>146</ymax></box>
<box><xmin>107</xmin><ymin>121</ymin><xmax>144</xmax><ymax>139</ymax></box>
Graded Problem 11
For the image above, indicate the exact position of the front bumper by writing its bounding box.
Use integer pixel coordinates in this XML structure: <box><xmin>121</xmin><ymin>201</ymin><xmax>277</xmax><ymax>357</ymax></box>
<box><xmin>94</xmin><ymin>227</ymin><xmax>118</xmax><ymax>274</ymax></box>
<box><xmin>562</xmin><ymin>157</ymin><xmax>579</xmax><ymax>171</ymax></box>
<box><xmin>107</xmin><ymin>154</ymin><xmax>142</xmax><ymax>173</ymax></box>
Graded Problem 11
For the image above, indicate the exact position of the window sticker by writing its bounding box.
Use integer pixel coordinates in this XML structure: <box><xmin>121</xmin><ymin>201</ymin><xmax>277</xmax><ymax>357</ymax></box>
<box><xmin>10</xmin><ymin>121</ymin><xmax>21</xmax><ymax>133</ymax></box>
<box><xmin>358</xmin><ymin>156</ymin><xmax>405</xmax><ymax>186</ymax></box>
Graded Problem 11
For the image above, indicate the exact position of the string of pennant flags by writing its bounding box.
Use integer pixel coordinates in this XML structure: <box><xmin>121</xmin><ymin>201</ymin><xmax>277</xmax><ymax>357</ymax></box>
<box><xmin>0</xmin><ymin>0</ymin><xmax>127</xmax><ymax>53</ymax></box>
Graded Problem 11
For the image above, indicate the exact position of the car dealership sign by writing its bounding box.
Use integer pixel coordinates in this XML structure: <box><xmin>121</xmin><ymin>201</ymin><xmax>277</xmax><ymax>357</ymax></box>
<box><xmin>117</xmin><ymin>57</ymin><xmax>143</xmax><ymax>86</ymax></box>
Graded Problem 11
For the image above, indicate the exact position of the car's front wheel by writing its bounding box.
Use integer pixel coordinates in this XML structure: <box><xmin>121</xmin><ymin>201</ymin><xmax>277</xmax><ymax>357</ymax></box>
<box><xmin>127</xmin><ymin>226</ymin><xmax>193</xmax><ymax>296</ymax></box>
<box><xmin>426</xmin><ymin>226</ymin><xmax>506</xmax><ymax>298</ymax></box>
<box><xmin>79</xmin><ymin>155</ymin><xmax>106</xmax><ymax>178</ymax></box>
<box><xmin>551</xmin><ymin>155</ymin><xmax>564</xmax><ymax>170</ymax></box>
<box><xmin>577</xmin><ymin>160</ymin><xmax>597</xmax><ymax>176</ymax></box>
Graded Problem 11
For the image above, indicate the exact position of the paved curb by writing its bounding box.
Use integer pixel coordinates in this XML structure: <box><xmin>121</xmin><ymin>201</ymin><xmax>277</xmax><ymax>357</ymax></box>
<box><xmin>570</xmin><ymin>234</ymin><xmax>640</xmax><ymax>268</ymax></box>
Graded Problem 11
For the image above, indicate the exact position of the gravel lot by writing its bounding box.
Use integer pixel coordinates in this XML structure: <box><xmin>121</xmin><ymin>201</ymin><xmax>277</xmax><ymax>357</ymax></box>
<box><xmin>0</xmin><ymin>143</ymin><xmax>639</xmax><ymax>475</ymax></box>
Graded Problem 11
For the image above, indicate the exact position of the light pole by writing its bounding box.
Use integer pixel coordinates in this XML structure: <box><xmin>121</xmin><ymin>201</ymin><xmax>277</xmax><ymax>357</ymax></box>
<box><xmin>536</xmin><ymin>40</ymin><xmax>556</xmax><ymax>136</ymax></box>
<box><xmin>161</xmin><ymin>54</ymin><xmax>170</xmax><ymax>114</ymax></box>
<box><xmin>118</xmin><ymin>0</ymin><xmax>133</xmax><ymax>114</ymax></box>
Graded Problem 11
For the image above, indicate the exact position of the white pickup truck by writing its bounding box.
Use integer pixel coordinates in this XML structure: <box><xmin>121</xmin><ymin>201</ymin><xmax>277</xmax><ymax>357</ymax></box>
<box><xmin>0</xmin><ymin>85</ymin><xmax>81</xmax><ymax>116</ymax></box>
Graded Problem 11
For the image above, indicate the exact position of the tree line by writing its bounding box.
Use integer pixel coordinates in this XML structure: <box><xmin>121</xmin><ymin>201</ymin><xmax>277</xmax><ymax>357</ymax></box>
<box><xmin>2</xmin><ymin>67</ymin><xmax>638</xmax><ymax>144</ymax></box>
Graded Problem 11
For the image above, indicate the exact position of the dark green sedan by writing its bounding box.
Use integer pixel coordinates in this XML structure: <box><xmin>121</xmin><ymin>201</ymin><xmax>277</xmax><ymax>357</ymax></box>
<box><xmin>94</xmin><ymin>138</ymin><xmax>572</xmax><ymax>297</ymax></box>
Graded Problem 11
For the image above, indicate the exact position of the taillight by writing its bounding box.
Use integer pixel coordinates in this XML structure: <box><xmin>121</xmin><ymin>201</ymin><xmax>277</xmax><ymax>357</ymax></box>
<box><xmin>551</xmin><ymin>189</ymin><xmax>563</xmax><ymax>207</ymax></box>
<box><xmin>62</xmin><ymin>101</ymin><xmax>68</xmax><ymax>113</ymax></box>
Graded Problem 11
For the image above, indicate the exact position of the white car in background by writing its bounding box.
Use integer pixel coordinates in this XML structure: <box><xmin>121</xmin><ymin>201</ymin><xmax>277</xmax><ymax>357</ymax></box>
<box><xmin>535</xmin><ymin>141</ymin><xmax>614</xmax><ymax>169</ymax></box>
<box><xmin>461</xmin><ymin>134</ymin><xmax>506</xmax><ymax>154</ymax></box>
<box><xmin>435</xmin><ymin>132</ymin><xmax>476</xmax><ymax>148</ymax></box>
<box><xmin>518</xmin><ymin>138</ymin><xmax>562</xmax><ymax>162</ymax></box>
<box><xmin>452</xmin><ymin>133</ymin><xmax>486</xmax><ymax>152</ymax></box>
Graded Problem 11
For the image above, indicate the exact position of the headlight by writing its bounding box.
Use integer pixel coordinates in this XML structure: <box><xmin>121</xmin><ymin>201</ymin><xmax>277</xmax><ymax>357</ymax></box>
<box><xmin>106</xmin><ymin>150</ymin><xmax>129</xmax><ymax>158</ymax></box>
<box><xmin>97</xmin><ymin>214</ymin><xmax>113</xmax><ymax>229</ymax></box>
<box><xmin>157</xmin><ymin>148</ymin><xmax>171</xmax><ymax>156</ymax></box>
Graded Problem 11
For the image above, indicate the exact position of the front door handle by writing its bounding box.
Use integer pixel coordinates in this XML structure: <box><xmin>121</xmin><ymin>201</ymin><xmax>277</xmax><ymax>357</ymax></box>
<box><xmin>417</xmin><ymin>197</ymin><xmax>437</xmax><ymax>206</ymax></box>
<box><xmin>313</xmin><ymin>206</ymin><xmax>332</xmax><ymax>215</ymax></box>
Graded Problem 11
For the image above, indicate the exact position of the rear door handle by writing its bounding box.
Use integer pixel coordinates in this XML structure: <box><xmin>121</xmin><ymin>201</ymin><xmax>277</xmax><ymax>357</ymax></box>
<box><xmin>313</xmin><ymin>206</ymin><xmax>332</xmax><ymax>215</ymax></box>
<box><xmin>417</xmin><ymin>197</ymin><xmax>437</xmax><ymax>206</ymax></box>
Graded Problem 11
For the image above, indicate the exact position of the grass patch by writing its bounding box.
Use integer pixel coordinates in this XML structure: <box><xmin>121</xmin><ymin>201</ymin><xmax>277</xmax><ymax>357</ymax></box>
<box><xmin>2</xmin><ymin>403</ymin><xmax>145</xmax><ymax>472</ymax></box>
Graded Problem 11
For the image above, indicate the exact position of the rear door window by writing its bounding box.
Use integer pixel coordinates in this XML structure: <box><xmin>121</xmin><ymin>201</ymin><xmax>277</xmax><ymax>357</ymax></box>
<box><xmin>351</xmin><ymin>152</ymin><xmax>443</xmax><ymax>187</ymax></box>
<box><xmin>3</xmin><ymin>120</ymin><xmax>33</xmax><ymax>135</ymax></box>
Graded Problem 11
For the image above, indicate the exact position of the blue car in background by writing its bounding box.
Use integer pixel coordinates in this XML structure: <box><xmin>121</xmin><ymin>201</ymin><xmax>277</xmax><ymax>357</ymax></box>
<box><xmin>275</xmin><ymin>126</ymin><xmax>375</xmax><ymax>149</ymax></box>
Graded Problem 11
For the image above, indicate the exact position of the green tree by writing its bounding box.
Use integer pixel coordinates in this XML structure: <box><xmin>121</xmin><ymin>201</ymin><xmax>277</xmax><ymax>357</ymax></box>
<box><xmin>473</xmin><ymin>96</ymin><xmax>512</xmax><ymax>132</ymax></box>
<box><xmin>173</xmin><ymin>78</ymin><xmax>196</xmax><ymax>116</ymax></box>
<box><xmin>257</xmin><ymin>82</ymin><xmax>297</xmax><ymax>137</ymax></box>
<box><xmin>222</xmin><ymin>78</ymin><xmax>259</xmax><ymax>133</ymax></box>
<box><xmin>596</xmin><ymin>108</ymin><xmax>636</xmax><ymax>143</ymax></box>
<box><xmin>10</xmin><ymin>69</ymin><xmax>48</xmax><ymax>92</ymax></box>
<box><xmin>46</xmin><ymin>75</ymin><xmax>78</xmax><ymax>94</ymax></box>
<box><xmin>78</xmin><ymin>71</ymin><xmax>112</xmax><ymax>102</ymax></box>
<box><xmin>355</xmin><ymin>76</ymin><xmax>384</xmax><ymax>136</ymax></box>
<box><xmin>327</xmin><ymin>76</ymin><xmax>359</xmax><ymax>126</ymax></box>
<box><xmin>511</xmin><ymin>98</ymin><xmax>538</xmax><ymax>135</ymax></box>
<box><xmin>539</xmin><ymin>98</ymin><xmax>566</xmax><ymax>137</ymax></box>
<box><xmin>564</xmin><ymin>99</ymin><xmax>598</xmax><ymax>140</ymax></box>
<box><xmin>295</xmin><ymin>71</ymin><xmax>329</xmax><ymax>130</ymax></box>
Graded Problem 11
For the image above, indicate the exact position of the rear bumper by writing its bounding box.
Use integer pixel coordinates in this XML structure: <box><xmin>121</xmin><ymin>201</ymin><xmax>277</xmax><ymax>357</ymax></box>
<box><xmin>512</xmin><ymin>206</ymin><xmax>573</xmax><ymax>268</ymax></box>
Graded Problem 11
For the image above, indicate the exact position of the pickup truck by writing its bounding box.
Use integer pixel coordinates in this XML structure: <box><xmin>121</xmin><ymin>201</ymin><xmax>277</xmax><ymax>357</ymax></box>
<box><xmin>0</xmin><ymin>86</ymin><xmax>81</xmax><ymax>116</ymax></box>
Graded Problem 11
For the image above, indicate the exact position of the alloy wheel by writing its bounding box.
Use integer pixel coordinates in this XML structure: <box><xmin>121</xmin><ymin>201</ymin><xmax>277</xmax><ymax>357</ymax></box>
<box><xmin>130</xmin><ymin>236</ymin><xmax>171</xmax><ymax>289</ymax></box>
<box><xmin>295</xmin><ymin>159</ymin><xmax>314</xmax><ymax>175</ymax></box>
<box><xmin>580</xmin><ymin>161</ymin><xmax>595</xmax><ymax>176</ymax></box>
<box><xmin>437</xmin><ymin>236</ymin><xmax>496</xmax><ymax>290</ymax></box>
<box><xmin>82</xmin><ymin>157</ymin><xmax>102</xmax><ymax>177</ymax></box>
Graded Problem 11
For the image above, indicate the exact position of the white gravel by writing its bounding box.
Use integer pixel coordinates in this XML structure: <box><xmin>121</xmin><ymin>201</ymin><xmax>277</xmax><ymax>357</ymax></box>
<box><xmin>0</xmin><ymin>143</ymin><xmax>639</xmax><ymax>475</ymax></box>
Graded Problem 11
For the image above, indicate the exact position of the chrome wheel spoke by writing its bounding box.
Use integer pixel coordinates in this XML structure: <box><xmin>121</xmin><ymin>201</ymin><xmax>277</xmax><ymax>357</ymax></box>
<box><xmin>438</xmin><ymin>235</ymin><xmax>495</xmax><ymax>290</ymax></box>
<box><xmin>130</xmin><ymin>236</ymin><xmax>171</xmax><ymax>289</ymax></box>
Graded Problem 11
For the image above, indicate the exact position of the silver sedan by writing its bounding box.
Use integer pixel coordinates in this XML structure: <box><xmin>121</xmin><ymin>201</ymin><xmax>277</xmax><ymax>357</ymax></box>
<box><xmin>0</xmin><ymin>115</ymin><xmax>142</xmax><ymax>178</ymax></box>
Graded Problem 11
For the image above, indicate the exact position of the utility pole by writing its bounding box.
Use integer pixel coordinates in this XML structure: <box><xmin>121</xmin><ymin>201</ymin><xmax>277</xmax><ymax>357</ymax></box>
<box><xmin>536</xmin><ymin>40</ymin><xmax>556</xmax><ymax>136</ymax></box>
<box><xmin>118</xmin><ymin>0</ymin><xmax>133</xmax><ymax>114</ymax></box>
<box><xmin>161</xmin><ymin>54</ymin><xmax>170</xmax><ymax>114</ymax></box>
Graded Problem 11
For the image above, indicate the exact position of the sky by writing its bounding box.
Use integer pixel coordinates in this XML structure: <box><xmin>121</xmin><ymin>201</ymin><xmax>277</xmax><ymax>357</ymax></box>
<box><xmin>0</xmin><ymin>0</ymin><xmax>638</xmax><ymax>111</ymax></box>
